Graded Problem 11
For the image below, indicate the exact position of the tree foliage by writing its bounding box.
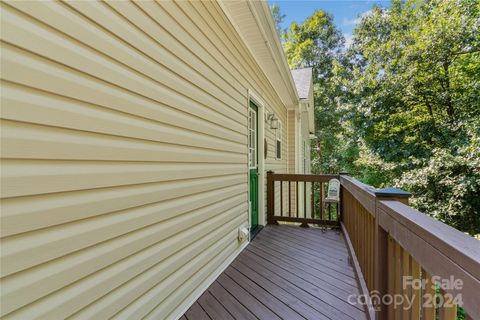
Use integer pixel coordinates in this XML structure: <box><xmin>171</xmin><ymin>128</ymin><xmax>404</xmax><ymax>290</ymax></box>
<box><xmin>345</xmin><ymin>0</ymin><xmax>480</xmax><ymax>234</ymax></box>
<box><xmin>282</xmin><ymin>10</ymin><xmax>347</xmax><ymax>175</ymax></box>
<box><xmin>270</xmin><ymin>3</ymin><xmax>286</xmax><ymax>37</ymax></box>
<box><xmin>348</xmin><ymin>0</ymin><xmax>479</xmax><ymax>164</ymax></box>
<box><xmin>280</xmin><ymin>0</ymin><xmax>480</xmax><ymax>235</ymax></box>
<box><xmin>396</xmin><ymin>127</ymin><xmax>480</xmax><ymax>235</ymax></box>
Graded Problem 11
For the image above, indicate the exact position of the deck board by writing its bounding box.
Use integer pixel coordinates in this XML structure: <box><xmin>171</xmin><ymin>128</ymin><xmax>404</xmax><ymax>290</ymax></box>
<box><xmin>183</xmin><ymin>225</ymin><xmax>368</xmax><ymax>320</ymax></box>
<box><xmin>251</xmin><ymin>232</ymin><xmax>355</xmax><ymax>277</ymax></box>
<box><xmin>247</xmin><ymin>242</ymin><xmax>359</xmax><ymax>294</ymax></box>
<box><xmin>197</xmin><ymin>291</ymin><xmax>235</xmax><ymax>320</ymax></box>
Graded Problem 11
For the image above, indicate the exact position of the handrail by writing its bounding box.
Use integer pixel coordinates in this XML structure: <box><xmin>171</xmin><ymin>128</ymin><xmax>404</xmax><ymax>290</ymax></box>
<box><xmin>339</xmin><ymin>175</ymin><xmax>376</xmax><ymax>214</ymax></box>
<box><xmin>339</xmin><ymin>174</ymin><xmax>480</xmax><ymax>319</ymax></box>
<box><xmin>378</xmin><ymin>200</ymin><xmax>480</xmax><ymax>317</ymax></box>
<box><xmin>378</xmin><ymin>200</ymin><xmax>480</xmax><ymax>281</ymax></box>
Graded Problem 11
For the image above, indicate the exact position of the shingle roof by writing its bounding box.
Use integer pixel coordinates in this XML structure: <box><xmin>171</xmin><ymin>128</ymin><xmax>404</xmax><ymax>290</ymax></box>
<box><xmin>291</xmin><ymin>67</ymin><xmax>312</xmax><ymax>100</ymax></box>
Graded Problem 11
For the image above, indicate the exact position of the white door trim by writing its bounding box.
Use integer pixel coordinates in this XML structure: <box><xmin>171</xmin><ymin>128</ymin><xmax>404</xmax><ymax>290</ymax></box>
<box><xmin>248</xmin><ymin>90</ymin><xmax>265</xmax><ymax>228</ymax></box>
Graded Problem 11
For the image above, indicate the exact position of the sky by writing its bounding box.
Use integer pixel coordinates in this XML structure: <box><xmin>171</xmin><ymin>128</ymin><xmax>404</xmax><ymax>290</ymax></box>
<box><xmin>269</xmin><ymin>0</ymin><xmax>390</xmax><ymax>46</ymax></box>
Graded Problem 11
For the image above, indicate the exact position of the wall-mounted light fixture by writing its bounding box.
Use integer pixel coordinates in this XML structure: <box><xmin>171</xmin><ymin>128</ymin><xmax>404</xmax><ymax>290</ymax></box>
<box><xmin>266</xmin><ymin>112</ymin><xmax>279</xmax><ymax>130</ymax></box>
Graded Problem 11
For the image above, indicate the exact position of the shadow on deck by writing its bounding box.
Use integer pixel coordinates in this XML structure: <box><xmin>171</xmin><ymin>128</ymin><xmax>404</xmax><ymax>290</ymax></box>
<box><xmin>182</xmin><ymin>225</ymin><xmax>368</xmax><ymax>320</ymax></box>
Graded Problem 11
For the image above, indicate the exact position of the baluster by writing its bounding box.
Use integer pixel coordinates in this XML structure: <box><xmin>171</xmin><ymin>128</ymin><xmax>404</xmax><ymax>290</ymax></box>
<box><xmin>296</xmin><ymin>181</ymin><xmax>299</xmax><ymax>218</ymax></box>
<box><xmin>402</xmin><ymin>250</ymin><xmax>411</xmax><ymax>318</ymax></box>
<box><xmin>411</xmin><ymin>258</ymin><xmax>421</xmax><ymax>319</ymax></box>
<box><xmin>288</xmin><ymin>181</ymin><xmax>291</xmax><ymax>217</ymax></box>
<box><xmin>394</xmin><ymin>242</ymin><xmax>403</xmax><ymax>320</ymax></box>
<box><xmin>439</xmin><ymin>288</ymin><xmax>457</xmax><ymax>320</ymax></box>
<box><xmin>387</xmin><ymin>236</ymin><xmax>395</xmax><ymax>319</ymax></box>
<box><xmin>311</xmin><ymin>182</ymin><xmax>315</xmax><ymax>220</ymax></box>
<box><xmin>304</xmin><ymin>181</ymin><xmax>307</xmax><ymax>219</ymax></box>
<box><xmin>280</xmin><ymin>180</ymin><xmax>283</xmax><ymax>216</ymax></box>
<box><xmin>320</xmin><ymin>183</ymin><xmax>324</xmax><ymax>220</ymax></box>
<box><xmin>422</xmin><ymin>271</ymin><xmax>436</xmax><ymax>320</ymax></box>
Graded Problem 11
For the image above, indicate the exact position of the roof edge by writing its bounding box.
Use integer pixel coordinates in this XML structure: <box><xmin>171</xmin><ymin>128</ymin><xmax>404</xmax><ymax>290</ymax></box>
<box><xmin>218</xmin><ymin>0</ymin><xmax>299</xmax><ymax>108</ymax></box>
<box><xmin>256</xmin><ymin>1</ymin><xmax>299</xmax><ymax>102</ymax></box>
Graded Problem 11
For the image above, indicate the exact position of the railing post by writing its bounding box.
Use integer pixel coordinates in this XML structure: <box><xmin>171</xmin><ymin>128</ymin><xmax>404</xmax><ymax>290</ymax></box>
<box><xmin>338</xmin><ymin>172</ymin><xmax>348</xmax><ymax>223</ymax></box>
<box><xmin>266</xmin><ymin>171</ymin><xmax>277</xmax><ymax>225</ymax></box>
<box><xmin>373</xmin><ymin>188</ymin><xmax>411</xmax><ymax>318</ymax></box>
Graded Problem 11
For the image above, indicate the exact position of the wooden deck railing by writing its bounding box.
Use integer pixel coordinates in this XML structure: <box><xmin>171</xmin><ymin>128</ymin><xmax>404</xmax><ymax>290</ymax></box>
<box><xmin>266</xmin><ymin>171</ymin><xmax>340</xmax><ymax>227</ymax></box>
<box><xmin>266</xmin><ymin>172</ymin><xmax>480</xmax><ymax>320</ymax></box>
<box><xmin>340</xmin><ymin>174</ymin><xmax>480</xmax><ymax>320</ymax></box>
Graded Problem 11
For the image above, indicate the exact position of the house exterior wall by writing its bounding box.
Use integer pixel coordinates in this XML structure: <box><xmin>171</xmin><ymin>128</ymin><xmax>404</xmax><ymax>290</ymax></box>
<box><xmin>0</xmin><ymin>1</ymin><xmax>289</xmax><ymax>319</ymax></box>
<box><xmin>300</xmin><ymin>108</ymin><xmax>313</xmax><ymax>216</ymax></box>
<box><xmin>287</xmin><ymin>110</ymin><xmax>297</xmax><ymax>174</ymax></box>
<box><xmin>286</xmin><ymin>110</ymin><xmax>297</xmax><ymax>214</ymax></box>
<box><xmin>300</xmin><ymin>107</ymin><xmax>312</xmax><ymax>174</ymax></box>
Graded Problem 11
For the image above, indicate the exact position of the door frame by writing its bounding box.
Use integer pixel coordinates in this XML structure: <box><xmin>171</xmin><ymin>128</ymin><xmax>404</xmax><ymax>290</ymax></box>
<box><xmin>247</xmin><ymin>90</ymin><xmax>265</xmax><ymax>235</ymax></box>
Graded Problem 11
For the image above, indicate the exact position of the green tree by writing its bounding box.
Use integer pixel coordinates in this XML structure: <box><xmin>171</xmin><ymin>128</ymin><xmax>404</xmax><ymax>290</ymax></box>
<box><xmin>270</xmin><ymin>3</ymin><xmax>286</xmax><ymax>38</ymax></box>
<box><xmin>396</xmin><ymin>127</ymin><xmax>480</xmax><ymax>235</ymax></box>
<box><xmin>280</xmin><ymin>0</ymin><xmax>479</xmax><ymax>235</ymax></box>
<box><xmin>284</xmin><ymin>10</ymin><xmax>344</xmax><ymax>82</ymax></box>
<box><xmin>283</xmin><ymin>10</ymin><xmax>346</xmax><ymax>174</ymax></box>
<box><xmin>347</xmin><ymin>0</ymin><xmax>479</xmax><ymax>164</ymax></box>
<box><xmin>344</xmin><ymin>0</ymin><xmax>480</xmax><ymax>234</ymax></box>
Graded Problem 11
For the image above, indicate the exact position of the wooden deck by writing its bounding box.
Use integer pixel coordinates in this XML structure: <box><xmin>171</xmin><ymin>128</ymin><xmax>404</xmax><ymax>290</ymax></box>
<box><xmin>181</xmin><ymin>225</ymin><xmax>368</xmax><ymax>320</ymax></box>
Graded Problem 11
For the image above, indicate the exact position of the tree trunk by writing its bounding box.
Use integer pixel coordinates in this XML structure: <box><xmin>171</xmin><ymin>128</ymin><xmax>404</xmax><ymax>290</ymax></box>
<box><xmin>443</xmin><ymin>60</ymin><xmax>455</xmax><ymax>119</ymax></box>
<box><xmin>423</xmin><ymin>95</ymin><xmax>434</xmax><ymax>118</ymax></box>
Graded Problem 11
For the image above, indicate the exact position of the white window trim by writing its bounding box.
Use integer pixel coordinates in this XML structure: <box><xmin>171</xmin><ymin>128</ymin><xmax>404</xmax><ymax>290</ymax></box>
<box><xmin>248</xmin><ymin>108</ymin><xmax>257</xmax><ymax>169</ymax></box>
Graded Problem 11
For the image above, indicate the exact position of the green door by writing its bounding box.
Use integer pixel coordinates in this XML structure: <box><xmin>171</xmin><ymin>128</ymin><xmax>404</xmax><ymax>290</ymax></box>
<box><xmin>248</xmin><ymin>102</ymin><xmax>259</xmax><ymax>230</ymax></box>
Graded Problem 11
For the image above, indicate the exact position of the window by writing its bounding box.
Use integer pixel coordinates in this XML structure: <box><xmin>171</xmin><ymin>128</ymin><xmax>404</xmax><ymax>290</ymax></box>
<box><xmin>275</xmin><ymin>121</ymin><xmax>282</xmax><ymax>160</ymax></box>
<box><xmin>248</xmin><ymin>108</ymin><xmax>257</xmax><ymax>168</ymax></box>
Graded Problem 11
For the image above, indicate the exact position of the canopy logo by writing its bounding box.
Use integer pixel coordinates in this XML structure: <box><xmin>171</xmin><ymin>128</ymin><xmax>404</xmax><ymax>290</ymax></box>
<box><xmin>348</xmin><ymin>276</ymin><xmax>464</xmax><ymax>311</ymax></box>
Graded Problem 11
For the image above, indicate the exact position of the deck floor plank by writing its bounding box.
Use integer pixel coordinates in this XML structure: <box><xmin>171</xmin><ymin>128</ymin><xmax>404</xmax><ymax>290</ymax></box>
<box><xmin>251</xmin><ymin>233</ymin><xmax>356</xmax><ymax>279</ymax></box>
<box><xmin>231</xmin><ymin>260</ymin><xmax>330</xmax><ymax>320</ymax></box>
<box><xmin>282</xmin><ymin>225</ymin><xmax>347</xmax><ymax>243</ymax></box>
<box><xmin>224</xmin><ymin>267</ymin><xmax>306</xmax><ymax>320</ymax></box>
<box><xmin>185</xmin><ymin>302</ymin><xmax>210</xmax><ymax>320</ymax></box>
<box><xmin>254</xmin><ymin>230</ymin><xmax>352</xmax><ymax>269</ymax></box>
<box><xmin>248</xmin><ymin>235</ymin><xmax>356</xmax><ymax>283</ymax></box>
<box><xmin>183</xmin><ymin>225</ymin><xmax>368</xmax><ymax>320</ymax></box>
<box><xmin>197</xmin><ymin>291</ymin><xmax>235</xmax><ymax>320</ymax></box>
<box><xmin>257</xmin><ymin>227</ymin><xmax>351</xmax><ymax>261</ymax></box>
<box><xmin>217</xmin><ymin>273</ymin><xmax>281</xmax><ymax>320</ymax></box>
<box><xmin>208</xmin><ymin>282</ymin><xmax>257</xmax><ymax>320</ymax></box>
<box><xmin>240</xmin><ymin>250</ymin><xmax>366</xmax><ymax>319</ymax></box>
<box><xmin>233</xmin><ymin>254</ymin><xmax>354</xmax><ymax>320</ymax></box>
<box><xmin>273</xmin><ymin>225</ymin><xmax>349</xmax><ymax>250</ymax></box>
<box><xmin>247</xmin><ymin>241</ymin><xmax>359</xmax><ymax>294</ymax></box>
<box><xmin>267</xmin><ymin>226</ymin><xmax>350</xmax><ymax>255</ymax></box>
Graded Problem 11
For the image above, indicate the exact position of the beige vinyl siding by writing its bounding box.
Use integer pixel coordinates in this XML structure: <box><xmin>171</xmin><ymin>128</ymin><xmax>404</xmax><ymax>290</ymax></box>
<box><xmin>299</xmin><ymin>109</ymin><xmax>311</xmax><ymax>174</ymax></box>
<box><xmin>263</xmin><ymin>106</ymin><xmax>288</xmax><ymax>219</ymax></box>
<box><xmin>0</xmin><ymin>1</ymin><xmax>288</xmax><ymax>319</ymax></box>
<box><xmin>286</xmin><ymin>110</ymin><xmax>298</xmax><ymax>215</ymax></box>
<box><xmin>287</xmin><ymin>110</ymin><xmax>297</xmax><ymax>174</ymax></box>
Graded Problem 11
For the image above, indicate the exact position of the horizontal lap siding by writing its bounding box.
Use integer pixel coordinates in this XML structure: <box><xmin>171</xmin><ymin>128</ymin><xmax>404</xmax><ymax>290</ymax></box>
<box><xmin>288</xmin><ymin>110</ymin><xmax>297</xmax><ymax>174</ymax></box>
<box><xmin>0</xmin><ymin>1</ymin><xmax>287</xmax><ymax>319</ymax></box>
<box><xmin>263</xmin><ymin>105</ymin><xmax>288</xmax><ymax>217</ymax></box>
